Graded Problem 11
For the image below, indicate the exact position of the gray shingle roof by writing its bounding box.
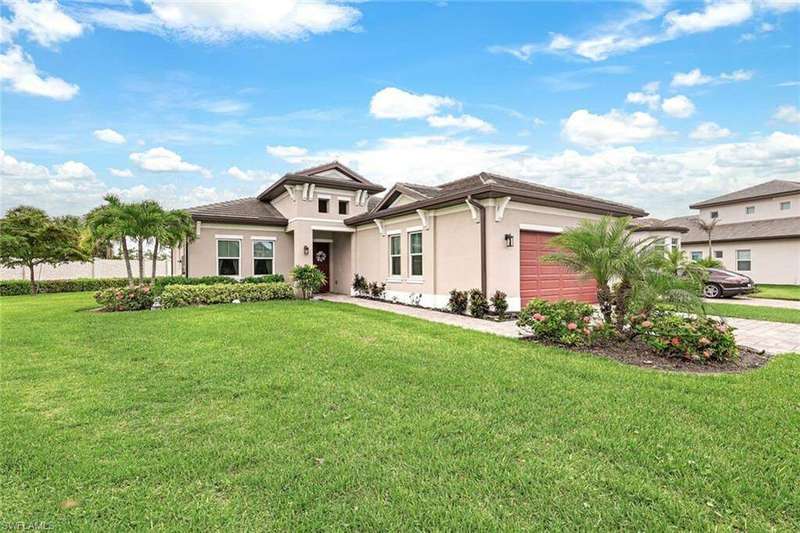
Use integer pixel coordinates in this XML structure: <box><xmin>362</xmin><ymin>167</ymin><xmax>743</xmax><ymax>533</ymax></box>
<box><xmin>666</xmin><ymin>215</ymin><xmax>800</xmax><ymax>243</ymax></box>
<box><xmin>629</xmin><ymin>218</ymin><xmax>689</xmax><ymax>233</ymax></box>
<box><xmin>188</xmin><ymin>197</ymin><xmax>287</xmax><ymax>225</ymax></box>
<box><xmin>689</xmin><ymin>179</ymin><xmax>800</xmax><ymax>209</ymax></box>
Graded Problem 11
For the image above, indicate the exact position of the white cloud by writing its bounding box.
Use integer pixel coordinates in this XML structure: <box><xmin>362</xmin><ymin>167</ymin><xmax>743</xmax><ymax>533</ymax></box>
<box><xmin>81</xmin><ymin>0</ymin><xmax>361</xmax><ymax>43</ymax></box>
<box><xmin>671</xmin><ymin>68</ymin><xmax>713</xmax><ymax>87</ymax></box>
<box><xmin>690</xmin><ymin>122</ymin><xmax>732</xmax><ymax>140</ymax></box>
<box><xmin>626</xmin><ymin>81</ymin><xmax>661</xmax><ymax>110</ymax></box>
<box><xmin>562</xmin><ymin>109</ymin><xmax>668</xmax><ymax>147</ymax></box>
<box><xmin>773</xmin><ymin>104</ymin><xmax>800</xmax><ymax>124</ymax></box>
<box><xmin>198</xmin><ymin>99</ymin><xmax>249</xmax><ymax>114</ymax></box>
<box><xmin>93</xmin><ymin>128</ymin><xmax>127</xmax><ymax>144</ymax></box>
<box><xmin>426</xmin><ymin>114</ymin><xmax>496</xmax><ymax>133</ymax></box>
<box><xmin>129</xmin><ymin>147</ymin><xmax>210</xmax><ymax>176</ymax></box>
<box><xmin>0</xmin><ymin>45</ymin><xmax>79</xmax><ymax>100</ymax></box>
<box><xmin>664</xmin><ymin>1</ymin><xmax>753</xmax><ymax>36</ymax></box>
<box><xmin>720</xmin><ymin>69</ymin><xmax>754</xmax><ymax>81</ymax></box>
<box><xmin>661</xmin><ymin>95</ymin><xmax>696</xmax><ymax>118</ymax></box>
<box><xmin>266</xmin><ymin>145</ymin><xmax>309</xmax><ymax>162</ymax></box>
<box><xmin>226</xmin><ymin>166</ymin><xmax>279</xmax><ymax>182</ymax></box>
<box><xmin>109</xmin><ymin>168</ymin><xmax>134</xmax><ymax>177</ymax></box>
<box><xmin>3</xmin><ymin>0</ymin><xmax>83</xmax><ymax>48</ymax></box>
<box><xmin>370</xmin><ymin>87</ymin><xmax>458</xmax><ymax>120</ymax></box>
<box><xmin>776</xmin><ymin>80</ymin><xmax>800</xmax><ymax>87</ymax></box>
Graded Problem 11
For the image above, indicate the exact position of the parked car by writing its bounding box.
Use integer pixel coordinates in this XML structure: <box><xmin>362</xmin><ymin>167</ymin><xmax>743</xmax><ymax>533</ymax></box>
<box><xmin>702</xmin><ymin>268</ymin><xmax>756</xmax><ymax>298</ymax></box>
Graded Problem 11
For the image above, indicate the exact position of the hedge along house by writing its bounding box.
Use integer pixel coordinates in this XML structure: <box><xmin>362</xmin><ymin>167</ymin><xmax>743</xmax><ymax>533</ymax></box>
<box><xmin>174</xmin><ymin>162</ymin><xmax>647</xmax><ymax>311</ymax></box>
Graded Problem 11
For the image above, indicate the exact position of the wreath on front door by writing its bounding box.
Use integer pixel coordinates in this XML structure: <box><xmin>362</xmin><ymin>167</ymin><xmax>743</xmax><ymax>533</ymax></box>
<box><xmin>315</xmin><ymin>250</ymin><xmax>327</xmax><ymax>263</ymax></box>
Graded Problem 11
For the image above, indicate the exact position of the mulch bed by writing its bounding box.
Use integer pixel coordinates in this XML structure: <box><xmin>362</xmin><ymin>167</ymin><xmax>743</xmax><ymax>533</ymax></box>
<box><xmin>525</xmin><ymin>336</ymin><xmax>774</xmax><ymax>374</ymax></box>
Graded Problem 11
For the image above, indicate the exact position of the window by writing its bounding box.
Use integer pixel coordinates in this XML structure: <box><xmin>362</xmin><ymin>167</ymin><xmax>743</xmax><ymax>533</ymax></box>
<box><xmin>780</xmin><ymin>201</ymin><xmax>791</xmax><ymax>211</ymax></box>
<box><xmin>736</xmin><ymin>249</ymin><xmax>751</xmax><ymax>271</ymax></box>
<box><xmin>745</xmin><ymin>206</ymin><xmax>755</xmax><ymax>215</ymax></box>
<box><xmin>338</xmin><ymin>200</ymin><xmax>349</xmax><ymax>215</ymax></box>
<box><xmin>653</xmin><ymin>238</ymin><xmax>666</xmax><ymax>253</ymax></box>
<box><xmin>318</xmin><ymin>198</ymin><xmax>329</xmax><ymax>213</ymax></box>
<box><xmin>710</xmin><ymin>211</ymin><xmax>719</xmax><ymax>219</ymax></box>
<box><xmin>389</xmin><ymin>234</ymin><xmax>401</xmax><ymax>277</ymax></box>
<box><xmin>714</xmin><ymin>250</ymin><xmax>723</xmax><ymax>259</ymax></box>
<box><xmin>253</xmin><ymin>240</ymin><xmax>274</xmax><ymax>276</ymax></box>
<box><xmin>691</xmin><ymin>251</ymin><xmax>703</xmax><ymax>261</ymax></box>
<box><xmin>670</xmin><ymin>238</ymin><xmax>679</xmax><ymax>250</ymax></box>
<box><xmin>217</xmin><ymin>239</ymin><xmax>240</xmax><ymax>276</ymax></box>
<box><xmin>409</xmin><ymin>231</ymin><xmax>423</xmax><ymax>277</ymax></box>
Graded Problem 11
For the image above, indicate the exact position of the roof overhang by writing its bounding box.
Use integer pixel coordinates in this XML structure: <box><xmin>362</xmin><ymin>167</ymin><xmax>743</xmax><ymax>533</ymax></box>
<box><xmin>683</xmin><ymin>234</ymin><xmax>800</xmax><ymax>245</ymax></box>
<box><xmin>257</xmin><ymin>173</ymin><xmax>385</xmax><ymax>201</ymax></box>
<box><xmin>190</xmin><ymin>213</ymin><xmax>288</xmax><ymax>226</ymax></box>
<box><xmin>689</xmin><ymin>189</ymin><xmax>800</xmax><ymax>209</ymax></box>
<box><xmin>630</xmin><ymin>225</ymin><xmax>689</xmax><ymax>233</ymax></box>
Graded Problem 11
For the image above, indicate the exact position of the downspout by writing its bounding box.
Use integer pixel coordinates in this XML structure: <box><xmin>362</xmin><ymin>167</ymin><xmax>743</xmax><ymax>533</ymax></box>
<box><xmin>184</xmin><ymin>238</ymin><xmax>189</xmax><ymax>278</ymax></box>
<box><xmin>466</xmin><ymin>195</ymin><xmax>487</xmax><ymax>295</ymax></box>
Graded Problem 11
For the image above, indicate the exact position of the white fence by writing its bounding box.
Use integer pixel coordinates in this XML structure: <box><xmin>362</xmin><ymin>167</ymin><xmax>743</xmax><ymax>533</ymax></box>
<box><xmin>0</xmin><ymin>259</ymin><xmax>172</xmax><ymax>281</ymax></box>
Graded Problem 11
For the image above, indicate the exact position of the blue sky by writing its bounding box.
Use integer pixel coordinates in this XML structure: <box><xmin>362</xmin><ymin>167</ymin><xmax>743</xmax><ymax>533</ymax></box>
<box><xmin>2</xmin><ymin>0</ymin><xmax>799</xmax><ymax>218</ymax></box>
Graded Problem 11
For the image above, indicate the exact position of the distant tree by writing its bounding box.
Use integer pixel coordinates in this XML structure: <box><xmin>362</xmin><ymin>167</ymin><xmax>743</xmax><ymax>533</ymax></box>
<box><xmin>151</xmin><ymin>209</ymin><xmax>195</xmax><ymax>282</ymax></box>
<box><xmin>697</xmin><ymin>217</ymin><xmax>719</xmax><ymax>258</ymax></box>
<box><xmin>87</xmin><ymin>195</ymin><xmax>136</xmax><ymax>286</ymax></box>
<box><xmin>0</xmin><ymin>206</ymin><xmax>86</xmax><ymax>294</ymax></box>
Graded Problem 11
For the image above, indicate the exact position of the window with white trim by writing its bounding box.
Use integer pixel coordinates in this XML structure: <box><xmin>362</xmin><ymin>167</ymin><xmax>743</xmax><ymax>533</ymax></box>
<box><xmin>253</xmin><ymin>240</ymin><xmax>274</xmax><ymax>276</ymax></box>
<box><xmin>217</xmin><ymin>239</ymin><xmax>240</xmax><ymax>276</ymax></box>
<box><xmin>691</xmin><ymin>251</ymin><xmax>702</xmax><ymax>261</ymax></box>
<box><xmin>409</xmin><ymin>231</ymin><xmax>423</xmax><ymax>277</ymax></box>
<box><xmin>389</xmin><ymin>234</ymin><xmax>401</xmax><ymax>277</ymax></box>
<box><xmin>745</xmin><ymin>206</ymin><xmax>755</xmax><ymax>215</ymax></box>
<box><xmin>780</xmin><ymin>201</ymin><xmax>791</xmax><ymax>211</ymax></box>
<box><xmin>670</xmin><ymin>238</ymin><xmax>679</xmax><ymax>250</ymax></box>
<box><xmin>710</xmin><ymin>211</ymin><xmax>719</xmax><ymax>219</ymax></box>
<box><xmin>736</xmin><ymin>249</ymin><xmax>751</xmax><ymax>271</ymax></box>
<box><xmin>714</xmin><ymin>250</ymin><xmax>723</xmax><ymax>259</ymax></box>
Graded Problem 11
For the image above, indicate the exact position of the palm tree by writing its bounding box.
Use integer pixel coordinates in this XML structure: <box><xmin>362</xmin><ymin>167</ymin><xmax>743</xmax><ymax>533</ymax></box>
<box><xmin>151</xmin><ymin>209</ymin><xmax>195</xmax><ymax>282</ymax></box>
<box><xmin>697</xmin><ymin>217</ymin><xmax>719</xmax><ymax>259</ymax></box>
<box><xmin>545</xmin><ymin>216</ymin><xmax>637</xmax><ymax>325</ymax></box>
<box><xmin>87</xmin><ymin>195</ymin><xmax>135</xmax><ymax>286</ymax></box>
<box><xmin>126</xmin><ymin>201</ymin><xmax>163</xmax><ymax>284</ymax></box>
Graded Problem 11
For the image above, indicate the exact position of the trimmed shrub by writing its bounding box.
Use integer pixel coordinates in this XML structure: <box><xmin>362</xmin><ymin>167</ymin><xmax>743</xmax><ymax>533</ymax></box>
<box><xmin>1</xmin><ymin>277</ymin><xmax>132</xmax><ymax>296</ymax></box>
<box><xmin>368</xmin><ymin>281</ymin><xmax>386</xmax><ymax>299</ymax></box>
<box><xmin>352</xmin><ymin>273</ymin><xmax>368</xmax><ymax>296</ymax></box>
<box><xmin>160</xmin><ymin>282</ymin><xmax>294</xmax><ymax>308</ymax></box>
<box><xmin>517</xmin><ymin>299</ymin><xmax>595</xmax><ymax>346</ymax></box>
<box><xmin>241</xmin><ymin>274</ymin><xmax>285</xmax><ymax>284</ymax></box>
<box><xmin>630</xmin><ymin>311</ymin><xmax>737</xmax><ymax>362</ymax></box>
<box><xmin>152</xmin><ymin>275</ymin><xmax>238</xmax><ymax>294</ymax></box>
<box><xmin>468</xmin><ymin>289</ymin><xmax>489</xmax><ymax>319</ymax></box>
<box><xmin>490</xmin><ymin>290</ymin><xmax>509</xmax><ymax>319</ymax></box>
<box><xmin>95</xmin><ymin>285</ymin><xmax>155</xmax><ymax>312</ymax></box>
<box><xmin>448</xmin><ymin>289</ymin><xmax>468</xmax><ymax>315</ymax></box>
<box><xmin>291</xmin><ymin>264</ymin><xmax>326</xmax><ymax>299</ymax></box>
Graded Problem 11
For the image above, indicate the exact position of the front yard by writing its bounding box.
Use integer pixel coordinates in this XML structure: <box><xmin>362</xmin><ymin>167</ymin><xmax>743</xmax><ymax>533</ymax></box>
<box><xmin>752</xmin><ymin>284</ymin><xmax>800</xmax><ymax>301</ymax></box>
<box><xmin>704</xmin><ymin>301</ymin><xmax>800</xmax><ymax>324</ymax></box>
<box><xmin>2</xmin><ymin>293</ymin><xmax>799</xmax><ymax>530</ymax></box>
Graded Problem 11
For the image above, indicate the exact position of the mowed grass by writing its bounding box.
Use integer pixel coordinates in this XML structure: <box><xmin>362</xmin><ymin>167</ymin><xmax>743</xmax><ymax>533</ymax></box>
<box><xmin>704</xmin><ymin>302</ymin><xmax>800</xmax><ymax>324</ymax></box>
<box><xmin>2</xmin><ymin>294</ymin><xmax>799</xmax><ymax>531</ymax></box>
<box><xmin>752</xmin><ymin>284</ymin><xmax>800</xmax><ymax>301</ymax></box>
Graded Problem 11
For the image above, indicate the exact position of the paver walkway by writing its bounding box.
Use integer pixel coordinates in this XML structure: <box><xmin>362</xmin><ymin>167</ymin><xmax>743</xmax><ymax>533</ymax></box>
<box><xmin>704</xmin><ymin>296</ymin><xmax>800</xmax><ymax>310</ymax></box>
<box><xmin>319</xmin><ymin>294</ymin><xmax>800</xmax><ymax>354</ymax></box>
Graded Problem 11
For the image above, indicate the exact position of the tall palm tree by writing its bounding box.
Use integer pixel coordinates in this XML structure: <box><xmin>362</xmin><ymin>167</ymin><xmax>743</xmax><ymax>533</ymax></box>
<box><xmin>151</xmin><ymin>209</ymin><xmax>195</xmax><ymax>282</ymax></box>
<box><xmin>126</xmin><ymin>201</ymin><xmax>163</xmax><ymax>284</ymax></box>
<box><xmin>87</xmin><ymin>195</ymin><xmax>135</xmax><ymax>286</ymax></box>
<box><xmin>697</xmin><ymin>217</ymin><xmax>719</xmax><ymax>258</ymax></box>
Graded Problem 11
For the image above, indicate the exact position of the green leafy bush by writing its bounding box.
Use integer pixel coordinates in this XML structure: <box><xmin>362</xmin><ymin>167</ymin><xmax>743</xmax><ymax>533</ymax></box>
<box><xmin>352</xmin><ymin>273</ymin><xmax>368</xmax><ymax>296</ymax></box>
<box><xmin>1</xmin><ymin>277</ymin><xmax>132</xmax><ymax>296</ymax></box>
<box><xmin>152</xmin><ymin>275</ymin><xmax>238</xmax><ymax>294</ymax></box>
<box><xmin>630</xmin><ymin>311</ymin><xmax>737</xmax><ymax>361</ymax></box>
<box><xmin>95</xmin><ymin>285</ymin><xmax>155</xmax><ymax>312</ymax></box>
<box><xmin>291</xmin><ymin>264</ymin><xmax>326</xmax><ymax>299</ymax></box>
<box><xmin>490</xmin><ymin>290</ymin><xmax>509</xmax><ymax>319</ymax></box>
<box><xmin>468</xmin><ymin>289</ymin><xmax>489</xmax><ymax>318</ymax></box>
<box><xmin>448</xmin><ymin>289</ymin><xmax>468</xmax><ymax>315</ymax></box>
<box><xmin>241</xmin><ymin>274</ymin><xmax>285</xmax><ymax>284</ymax></box>
<box><xmin>368</xmin><ymin>281</ymin><xmax>386</xmax><ymax>299</ymax></box>
<box><xmin>694</xmin><ymin>256</ymin><xmax>723</xmax><ymax>269</ymax></box>
<box><xmin>160</xmin><ymin>282</ymin><xmax>294</xmax><ymax>308</ymax></box>
<box><xmin>517</xmin><ymin>299</ymin><xmax>595</xmax><ymax>346</ymax></box>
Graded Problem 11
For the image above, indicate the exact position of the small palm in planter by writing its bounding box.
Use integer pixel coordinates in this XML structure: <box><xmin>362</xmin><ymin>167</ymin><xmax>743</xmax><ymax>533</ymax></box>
<box><xmin>291</xmin><ymin>264</ymin><xmax>327</xmax><ymax>299</ymax></box>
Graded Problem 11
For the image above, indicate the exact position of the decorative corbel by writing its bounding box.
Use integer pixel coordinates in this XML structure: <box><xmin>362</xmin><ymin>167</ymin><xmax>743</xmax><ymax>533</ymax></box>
<box><xmin>495</xmin><ymin>196</ymin><xmax>511</xmax><ymax>222</ymax></box>
<box><xmin>308</xmin><ymin>183</ymin><xmax>316</xmax><ymax>200</ymax></box>
<box><xmin>374</xmin><ymin>218</ymin><xmax>386</xmax><ymax>236</ymax></box>
<box><xmin>284</xmin><ymin>184</ymin><xmax>296</xmax><ymax>202</ymax></box>
<box><xmin>196</xmin><ymin>220</ymin><xmax>202</xmax><ymax>236</ymax></box>
<box><xmin>302</xmin><ymin>183</ymin><xmax>310</xmax><ymax>201</ymax></box>
<box><xmin>354</xmin><ymin>190</ymin><xmax>362</xmax><ymax>206</ymax></box>
<box><xmin>360</xmin><ymin>191</ymin><xmax>368</xmax><ymax>207</ymax></box>
<box><xmin>465</xmin><ymin>198</ymin><xmax>480</xmax><ymax>223</ymax></box>
<box><xmin>416</xmin><ymin>209</ymin><xmax>430</xmax><ymax>230</ymax></box>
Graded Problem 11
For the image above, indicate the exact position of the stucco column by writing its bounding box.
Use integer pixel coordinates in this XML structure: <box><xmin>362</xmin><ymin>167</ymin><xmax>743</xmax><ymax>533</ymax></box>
<box><xmin>293</xmin><ymin>222</ymin><xmax>314</xmax><ymax>266</ymax></box>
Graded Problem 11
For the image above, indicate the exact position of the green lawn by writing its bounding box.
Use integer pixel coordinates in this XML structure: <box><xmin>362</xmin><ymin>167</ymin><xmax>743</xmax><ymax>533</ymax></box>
<box><xmin>2</xmin><ymin>293</ymin><xmax>799</xmax><ymax>530</ymax></box>
<box><xmin>752</xmin><ymin>284</ymin><xmax>800</xmax><ymax>301</ymax></box>
<box><xmin>704</xmin><ymin>302</ymin><xmax>800</xmax><ymax>324</ymax></box>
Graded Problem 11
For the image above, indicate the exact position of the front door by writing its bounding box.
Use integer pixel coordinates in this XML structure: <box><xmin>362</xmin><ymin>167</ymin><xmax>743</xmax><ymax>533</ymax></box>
<box><xmin>313</xmin><ymin>242</ymin><xmax>330</xmax><ymax>293</ymax></box>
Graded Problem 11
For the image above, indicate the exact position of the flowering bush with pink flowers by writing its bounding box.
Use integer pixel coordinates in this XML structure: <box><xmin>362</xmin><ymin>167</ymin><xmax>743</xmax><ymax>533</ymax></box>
<box><xmin>517</xmin><ymin>299</ymin><xmax>599</xmax><ymax>346</ymax></box>
<box><xmin>629</xmin><ymin>311</ymin><xmax>737</xmax><ymax>361</ymax></box>
<box><xmin>95</xmin><ymin>285</ymin><xmax>155</xmax><ymax>312</ymax></box>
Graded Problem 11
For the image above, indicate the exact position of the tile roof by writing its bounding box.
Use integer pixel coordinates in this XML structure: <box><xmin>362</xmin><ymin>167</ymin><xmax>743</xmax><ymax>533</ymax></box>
<box><xmin>629</xmin><ymin>217</ymin><xmax>689</xmax><ymax>233</ymax></box>
<box><xmin>689</xmin><ymin>179</ymin><xmax>800</xmax><ymax>209</ymax></box>
<box><xmin>666</xmin><ymin>215</ymin><xmax>800</xmax><ymax>243</ymax></box>
<box><xmin>187</xmin><ymin>197</ymin><xmax>287</xmax><ymax>225</ymax></box>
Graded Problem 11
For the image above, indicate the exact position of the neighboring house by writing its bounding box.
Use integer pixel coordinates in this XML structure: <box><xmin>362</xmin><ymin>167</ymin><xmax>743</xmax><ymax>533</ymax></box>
<box><xmin>667</xmin><ymin>179</ymin><xmax>800</xmax><ymax>285</ymax></box>
<box><xmin>174</xmin><ymin>161</ymin><xmax>646</xmax><ymax>310</ymax></box>
<box><xmin>629</xmin><ymin>218</ymin><xmax>689</xmax><ymax>251</ymax></box>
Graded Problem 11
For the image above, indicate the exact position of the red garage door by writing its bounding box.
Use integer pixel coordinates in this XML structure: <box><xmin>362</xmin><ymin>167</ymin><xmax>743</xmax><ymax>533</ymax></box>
<box><xmin>520</xmin><ymin>230</ymin><xmax>597</xmax><ymax>306</ymax></box>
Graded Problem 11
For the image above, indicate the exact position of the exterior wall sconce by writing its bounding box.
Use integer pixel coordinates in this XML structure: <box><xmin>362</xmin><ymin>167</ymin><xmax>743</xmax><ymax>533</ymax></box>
<box><xmin>504</xmin><ymin>233</ymin><xmax>514</xmax><ymax>247</ymax></box>
<box><xmin>303</xmin><ymin>245</ymin><xmax>310</xmax><ymax>255</ymax></box>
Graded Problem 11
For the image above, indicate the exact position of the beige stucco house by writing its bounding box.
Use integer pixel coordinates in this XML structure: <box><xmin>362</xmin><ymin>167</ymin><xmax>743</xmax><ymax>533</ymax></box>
<box><xmin>666</xmin><ymin>180</ymin><xmax>800</xmax><ymax>285</ymax></box>
<box><xmin>174</xmin><ymin>162</ymin><xmax>646</xmax><ymax>311</ymax></box>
